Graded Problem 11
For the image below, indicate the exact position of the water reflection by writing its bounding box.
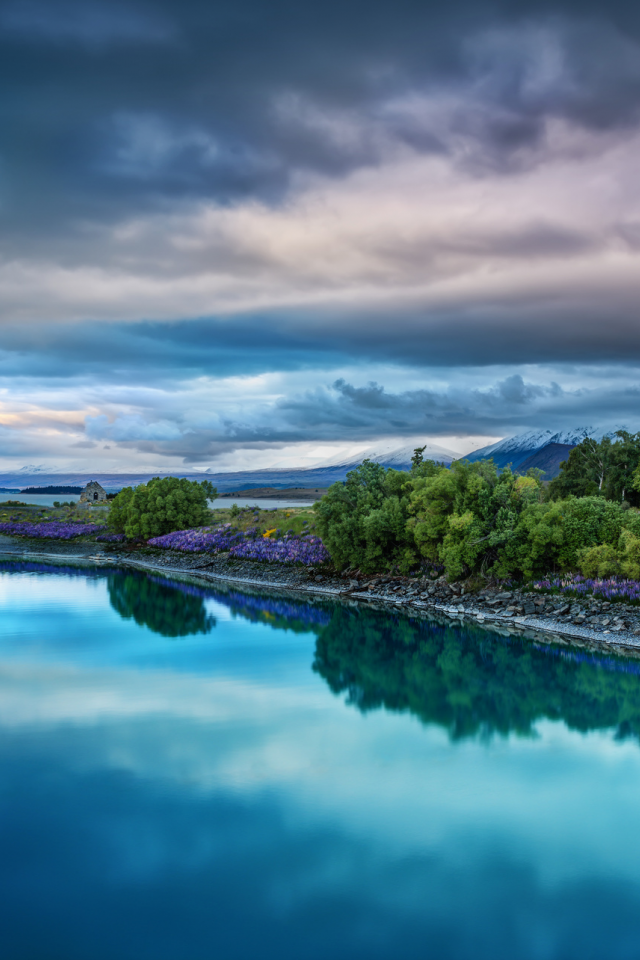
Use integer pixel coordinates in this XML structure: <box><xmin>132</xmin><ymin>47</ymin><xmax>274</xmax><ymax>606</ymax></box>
<box><xmin>314</xmin><ymin>606</ymin><xmax>640</xmax><ymax>742</ymax></box>
<box><xmin>3</xmin><ymin>560</ymin><xmax>640</xmax><ymax>958</ymax></box>
<box><xmin>105</xmin><ymin>569</ymin><xmax>331</xmax><ymax>639</ymax></box>
<box><xmin>5</xmin><ymin>558</ymin><xmax>640</xmax><ymax>743</ymax></box>
<box><xmin>107</xmin><ymin>571</ymin><xmax>216</xmax><ymax>638</ymax></box>
<box><xmin>0</xmin><ymin>558</ymin><xmax>332</xmax><ymax>641</ymax></box>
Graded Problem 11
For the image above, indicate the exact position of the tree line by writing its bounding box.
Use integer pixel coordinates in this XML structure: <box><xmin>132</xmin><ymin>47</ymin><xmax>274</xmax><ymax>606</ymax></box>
<box><xmin>313</xmin><ymin>431</ymin><xmax>640</xmax><ymax>580</ymax></box>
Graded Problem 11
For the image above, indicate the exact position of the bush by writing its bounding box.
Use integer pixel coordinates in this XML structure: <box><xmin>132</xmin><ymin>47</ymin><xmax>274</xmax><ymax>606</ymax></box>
<box><xmin>619</xmin><ymin>530</ymin><xmax>640</xmax><ymax>580</ymax></box>
<box><xmin>408</xmin><ymin>460</ymin><xmax>543</xmax><ymax>579</ymax></box>
<box><xmin>578</xmin><ymin>544</ymin><xmax>620</xmax><ymax>579</ymax></box>
<box><xmin>313</xmin><ymin>460</ymin><xmax>417</xmax><ymax>573</ymax></box>
<box><xmin>107</xmin><ymin>477</ymin><xmax>217</xmax><ymax>540</ymax></box>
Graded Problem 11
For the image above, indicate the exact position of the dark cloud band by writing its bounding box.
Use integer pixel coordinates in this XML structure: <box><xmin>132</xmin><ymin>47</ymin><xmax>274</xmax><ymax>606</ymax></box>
<box><xmin>3</xmin><ymin>0</ymin><xmax>640</xmax><ymax>246</ymax></box>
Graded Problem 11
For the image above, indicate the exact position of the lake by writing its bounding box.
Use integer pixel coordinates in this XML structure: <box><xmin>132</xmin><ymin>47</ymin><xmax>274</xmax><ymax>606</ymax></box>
<box><xmin>0</xmin><ymin>495</ymin><xmax>314</xmax><ymax>509</ymax></box>
<box><xmin>2</xmin><ymin>558</ymin><xmax>640</xmax><ymax>959</ymax></box>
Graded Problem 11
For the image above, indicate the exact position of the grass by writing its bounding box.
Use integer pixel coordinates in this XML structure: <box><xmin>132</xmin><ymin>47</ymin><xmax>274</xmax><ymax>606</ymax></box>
<box><xmin>207</xmin><ymin>504</ymin><xmax>318</xmax><ymax>538</ymax></box>
<box><xmin>0</xmin><ymin>500</ymin><xmax>107</xmax><ymax>529</ymax></box>
<box><xmin>0</xmin><ymin>500</ymin><xmax>319</xmax><ymax>543</ymax></box>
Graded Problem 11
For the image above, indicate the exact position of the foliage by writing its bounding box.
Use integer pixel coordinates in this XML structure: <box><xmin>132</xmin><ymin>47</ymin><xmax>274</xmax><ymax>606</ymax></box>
<box><xmin>147</xmin><ymin>523</ymin><xmax>329</xmax><ymax>565</ymax></box>
<box><xmin>577</xmin><ymin>544</ymin><xmax>620</xmax><ymax>579</ymax></box>
<box><xmin>533</xmin><ymin>572</ymin><xmax>640</xmax><ymax>604</ymax></box>
<box><xmin>313</xmin><ymin>454</ymin><xmax>640</xmax><ymax>581</ymax></box>
<box><xmin>107</xmin><ymin>477</ymin><xmax>217</xmax><ymax>540</ymax></box>
<box><xmin>229</xmin><ymin>533</ymin><xmax>329</xmax><ymax>565</ymax></box>
<box><xmin>549</xmin><ymin>431</ymin><xmax>640</xmax><ymax>504</ymax></box>
<box><xmin>407</xmin><ymin>460</ymin><xmax>542</xmax><ymax>578</ymax></box>
<box><xmin>410</xmin><ymin>445</ymin><xmax>426</xmax><ymax>469</ymax></box>
<box><xmin>619</xmin><ymin>530</ymin><xmax>640</xmax><ymax>580</ymax></box>
<box><xmin>312</xmin><ymin>460</ymin><xmax>419</xmax><ymax>573</ymax></box>
<box><xmin>148</xmin><ymin>523</ymin><xmax>244</xmax><ymax>552</ymax></box>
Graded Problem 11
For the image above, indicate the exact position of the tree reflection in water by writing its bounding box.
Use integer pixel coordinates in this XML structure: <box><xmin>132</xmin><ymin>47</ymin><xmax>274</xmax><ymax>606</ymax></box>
<box><xmin>108</xmin><ymin>571</ymin><xmax>216</xmax><ymax>638</ymax></box>
<box><xmin>106</xmin><ymin>571</ymin><xmax>331</xmax><ymax>638</ymax></box>
<box><xmin>313</xmin><ymin>606</ymin><xmax>640</xmax><ymax>742</ymax></box>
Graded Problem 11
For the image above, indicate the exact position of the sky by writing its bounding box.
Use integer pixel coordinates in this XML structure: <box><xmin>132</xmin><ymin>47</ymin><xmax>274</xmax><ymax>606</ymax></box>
<box><xmin>2</xmin><ymin>0</ymin><xmax>640</xmax><ymax>473</ymax></box>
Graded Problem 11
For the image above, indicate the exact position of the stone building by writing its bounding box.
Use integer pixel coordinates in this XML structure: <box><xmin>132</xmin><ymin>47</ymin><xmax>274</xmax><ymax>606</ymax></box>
<box><xmin>79</xmin><ymin>480</ymin><xmax>108</xmax><ymax>504</ymax></box>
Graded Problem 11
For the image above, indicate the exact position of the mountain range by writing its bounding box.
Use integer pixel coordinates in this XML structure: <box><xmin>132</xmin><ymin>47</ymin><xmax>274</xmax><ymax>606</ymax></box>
<box><xmin>465</xmin><ymin>426</ymin><xmax>630</xmax><ymax>475</ymax></box>
<box><xmin>0</xmin><ymin>427</ymin><xmax>632</xmax><ymax>491</ymax></box>
<box><xmin>315</xmin><ymin>440</ymin><xmax>457</xmax><ymax>469</ymax></box>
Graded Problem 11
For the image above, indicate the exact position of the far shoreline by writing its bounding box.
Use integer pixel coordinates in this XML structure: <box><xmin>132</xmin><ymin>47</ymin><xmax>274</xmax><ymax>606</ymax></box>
<box><xmin>217</xmin><ymin>486</ymin><xmax>328</xmax><ymax>500</ymax></box>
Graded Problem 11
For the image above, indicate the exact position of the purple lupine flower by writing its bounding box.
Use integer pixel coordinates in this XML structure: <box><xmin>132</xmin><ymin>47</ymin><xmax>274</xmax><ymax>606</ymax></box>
<box><xmin>147</xmin><ymin>524</ymin><xmax>330</xmax><ymax>565</ymax></box>
<box><xmin>0</xmin><ymin>520</ymin><xmax>106</xmax><ymax>540</ymax></box>
<box><xmin>533</xmin><ymin>574</ymin><xmax>640</xmax><ymax>603</ymax></box>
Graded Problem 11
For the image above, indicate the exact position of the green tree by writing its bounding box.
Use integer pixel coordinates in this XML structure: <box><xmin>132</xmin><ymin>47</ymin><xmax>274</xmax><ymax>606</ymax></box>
<box><xmin>550</xmin><ymin>432</ymin><xmax>640</xmax><ymax>504</ymax></box>
<box><xmin>500</xmin><ymin>495</ymin><xmax>628</xmax><ymax>579</ymax></box>
<box><xmin>314</xmin><ymin>451</ymin><xmax>640</xmax><ymax>581</ymax></box>
<box><xmin>609</xmin><ymin>431</ymin><xmax>640</xmax><ymax>504</ymax></box>
<box><xmin>411</xmin><ymin>445</ymin><xmax>427</xmax><ymax>469</ymax></box>
<box><xmin>549</xmin><ymin>436</ymin><xmax>611</xmax><ymax>499</ymax></box>
<box><xmin>313</xmin><ymin>460</ymin><xmax>418</xmax><ymax>572</ymax></box>
<box><xmin>107</xmin><ymin>476</ymin><xmax>217</xmax><ymax>540</ymax></box>
<box><xmin>407</xmin><ymin>459</ymin><xmax>543</xmax><ymax>578</ymax></box>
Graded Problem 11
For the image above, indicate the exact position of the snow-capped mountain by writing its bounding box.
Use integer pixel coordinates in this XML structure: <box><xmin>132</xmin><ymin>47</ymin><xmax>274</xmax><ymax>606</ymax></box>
<box><xmin>465</xmin><ymin>426</ymin><xmax>631</xmax><ymax>470</ymax></box>
<box><xmin>15</xmin><ymin>464</ymin><xmax>58</xmax><ymax>474</ymax></box>
<box><xmin>318</xmin><ymin>440</ymin><xmax>457</xmax><ymax>470</ymax></box>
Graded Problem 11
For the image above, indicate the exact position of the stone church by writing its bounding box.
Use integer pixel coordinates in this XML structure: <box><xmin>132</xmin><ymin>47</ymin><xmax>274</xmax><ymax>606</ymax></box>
<box><xmin>79</xmin><ymin>480</ymin><xmax>108</xmax><ymax>503</ymax></box>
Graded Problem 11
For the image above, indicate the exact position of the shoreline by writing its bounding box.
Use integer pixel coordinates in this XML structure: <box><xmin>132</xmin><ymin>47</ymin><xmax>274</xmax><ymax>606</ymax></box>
<box><xmin>3</xmin><ymin>538</ymin><xmax>640</xmax><ymax>659</ymax></box>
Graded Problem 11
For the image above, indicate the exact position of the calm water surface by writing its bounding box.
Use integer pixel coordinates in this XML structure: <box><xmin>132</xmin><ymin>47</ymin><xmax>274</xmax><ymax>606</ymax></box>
<box><xmin>2</xmin><ymin>558</ymin><xmax>640</xmax><ymax>959</ymax></box>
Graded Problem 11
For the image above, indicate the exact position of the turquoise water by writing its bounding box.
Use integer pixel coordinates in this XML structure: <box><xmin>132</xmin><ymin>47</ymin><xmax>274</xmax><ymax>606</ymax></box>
<box><xmin>2</xmin><ymin>560</ymin><xmax>640</xmax><ymax>959</ymax></box>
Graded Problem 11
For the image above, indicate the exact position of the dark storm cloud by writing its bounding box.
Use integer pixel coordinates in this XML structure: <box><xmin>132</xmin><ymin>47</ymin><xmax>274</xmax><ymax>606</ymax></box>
<box><xmin>76</xmin><ymin>372</ymin><xmax>640</xmax><ymax>463</ymax></box>
<box><xmin>0</xmin><ymin>0</ymin><xmax>173</xmax><ymax>44</ymax></box>
<box><xmin>3</xmin><ymin>0</ymin><xmax>640</xmax><ymax>472</ymax></box>
<box><xmin>3</xmin><ymin>0</ymin><xmax>640</xmax><ymax>249</ymax></box>
<box><xmin>0</xmin><ymin>318</ymin><xmax>343</xmax><ymax>383</ymax></box>
<box><xmin>269</xmin><ymin>375</ymin><xmax>574</xmax><ymax>440</ymax></box>
<box><xmin>3</xmin><ymin>287</ymin><xmax>640</xmax><ymax>388</ymax></box>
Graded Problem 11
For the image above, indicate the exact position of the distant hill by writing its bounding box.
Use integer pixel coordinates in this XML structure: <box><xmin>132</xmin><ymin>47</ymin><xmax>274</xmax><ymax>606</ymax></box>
<box><xmin>21</xmin><ymin>485</ymin><xmax>82</xmax><ymax>494</ymax></box>
<box><xmin>316</xmin><ymin>440</ymin><xmax>457</xmax><ymax>471</ymax></box>
<box><xmin>219</xmin><ymin>486</ymin><xmax>328</xmax><ymax>500</ymax></box>
<box><xmin>513</xmin><ymin>443</ymin><xmax>574</xmax><ymax>479</ymax></box>
<box><xmin>5</xmin><ymin>432</ymin><xmax>633</xmax><ymax>492</ymax></box>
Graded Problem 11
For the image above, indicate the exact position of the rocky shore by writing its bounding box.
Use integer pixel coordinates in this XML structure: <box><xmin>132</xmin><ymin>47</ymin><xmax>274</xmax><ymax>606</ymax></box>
<box><xmin>3</xmin><ymin>535</ymin><xmax>640</xmax><ymax>656</ymax></box>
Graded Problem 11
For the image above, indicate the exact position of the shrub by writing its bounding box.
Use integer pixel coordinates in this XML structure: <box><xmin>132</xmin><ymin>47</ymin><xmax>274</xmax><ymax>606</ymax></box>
<box><xmin>578</xmin><ymin>544</ymin><xmax>620</xmax><ymax>579</ymax></box>
<box><xmin>313</xmin><ymin>460</ymin><xmax>417</xmax><ymax>573</ymax></box>
<box><xmin>107</xmin><ymin>477</ymin><xmax>217</xmax><ymax>540</ymax></box>
<box><xmin>619</xmin><ymin>530</ymin><xmax>640</xmax><ymax>580</ymax></box>
<box><xmin>408</xmin><ymin>460</ymin><xmax>543</xmax><ymax>579</ymax></box>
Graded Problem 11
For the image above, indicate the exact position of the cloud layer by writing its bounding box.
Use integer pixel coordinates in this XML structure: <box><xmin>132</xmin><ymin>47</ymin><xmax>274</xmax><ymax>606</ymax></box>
<box><xmin>2</xmin><ymin>0</ymin><xmax>640</xmax><ymax>467</ymax></box>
